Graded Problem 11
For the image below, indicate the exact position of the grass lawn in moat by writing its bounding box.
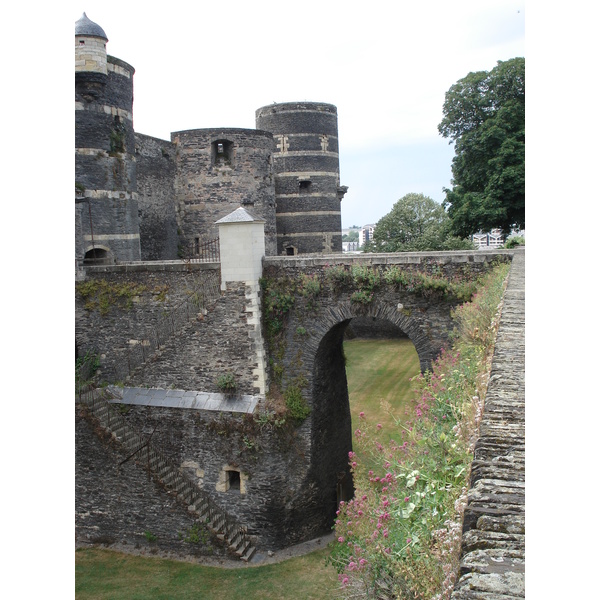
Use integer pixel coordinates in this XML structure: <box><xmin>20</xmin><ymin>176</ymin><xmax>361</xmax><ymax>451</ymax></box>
<box><xmin>75</xmin><ymin>338</ymin><xmax>419</xmax><ymax>599</ymax></box>
<box><xmin>344</xmin><ymin>337</ymin><xmax>421</xmax><ymax>448</ymax></box>
<box><xmin>75</xmin><ymin>546</ymin><xmax>338</xmax><ymax>600</ymax></box>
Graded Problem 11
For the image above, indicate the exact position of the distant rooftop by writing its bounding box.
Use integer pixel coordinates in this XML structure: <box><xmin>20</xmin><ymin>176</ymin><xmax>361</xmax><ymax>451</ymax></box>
<box><xmin>75</xmin><ymin>12</ymin><xmax>108</xmax><ymax>40</ymax></box>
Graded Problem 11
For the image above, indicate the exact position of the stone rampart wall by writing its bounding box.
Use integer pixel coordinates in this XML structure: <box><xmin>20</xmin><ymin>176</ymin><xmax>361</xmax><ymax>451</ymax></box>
<box><xmin>75</xmin><ymin>406</ymin><xmax>229</xmax><ymax>559</ymax></box>
<box><xmin>76</xmin><ymin>262</ymin><xmax>264</xmax><ymax>395</ymax></box>
<box><xmin>75</xmin><ymin>250</ymin><xmax>518</xmax><ymax>558</ymax></box>
<box><xmin>76</xmin><ymin>263</ymin><xmax>221</xmax><ymax>385</ymax></box>
<box><xmin>451</xmin><ymin>249</ymin><xmax>525</xmax><ymax>599</ymax></box>
<box><xmin>134</xmin><ymin>133</ymin><xmax>179</xmax><ymax>261</ymax></box>
<box><xmin>113</xmin><ymin>404</ymin><xmax>311</xmax><ymax>549</ymax></box>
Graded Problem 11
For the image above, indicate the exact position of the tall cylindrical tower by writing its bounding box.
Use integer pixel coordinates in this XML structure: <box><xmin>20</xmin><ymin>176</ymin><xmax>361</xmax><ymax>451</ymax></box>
<box><xmin>75</xmin><ymin>13</ymin><xmax>140</xmax><ymax>265</ymax></box>
<box><xmin>255</xmin><ymin>102</ymin><xmax>347</xmax><ymax>255</ymax></box>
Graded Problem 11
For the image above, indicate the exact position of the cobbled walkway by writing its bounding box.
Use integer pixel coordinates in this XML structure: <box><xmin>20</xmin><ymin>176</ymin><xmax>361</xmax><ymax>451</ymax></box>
<box><xmin>452</xmin><ymin>249</ymin><xmax>525</xmax><ymax>599</ymax></box>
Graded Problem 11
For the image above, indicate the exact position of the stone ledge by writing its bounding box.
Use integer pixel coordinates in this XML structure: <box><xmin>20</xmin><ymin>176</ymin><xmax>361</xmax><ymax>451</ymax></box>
<box><xmin>84</xmin><ymin>261</ymin><xmax>220</xmax><ymax>274</ymax></box>
<box><xmin>107</xmin><ymin>386</ymin><xmax>261</xmax><ymax>414</ymax></box>
<box><xmin>264</xmin><ymin>249</ymin><xmax>514</xmax><ymax>269</ymax></box>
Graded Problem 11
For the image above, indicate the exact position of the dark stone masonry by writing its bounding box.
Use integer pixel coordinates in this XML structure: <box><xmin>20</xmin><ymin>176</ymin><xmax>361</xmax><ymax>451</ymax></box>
<box><xmin>75</xmin><ymin>405</ymin><xmax>230</xmax><ymax>559</ymax></box>
<box><xmin>76</xmin><ymin>13</ymin><xmax>347</xmax><ymax>265</ymax></box>
<box><xmin>451</xmin><ymin>249</ymin><xmax>525</xmax><ymax>599</ymax></box>
<box><xmin>75</xmin><ymin>251</ymin><xmax>518</xmax><ymax>558</ymax></box>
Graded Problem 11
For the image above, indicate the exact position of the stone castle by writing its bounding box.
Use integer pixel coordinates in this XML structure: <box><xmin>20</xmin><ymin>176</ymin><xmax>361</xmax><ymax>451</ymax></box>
<box><xmin>75</xmin><ymin>13</ymin><xmax>348</xmax><ymax>267</ymax></box>
<box><xmin>75</xmin><ymin>17</ymin><xmax>525</xmax><ymax>587</ymax></box>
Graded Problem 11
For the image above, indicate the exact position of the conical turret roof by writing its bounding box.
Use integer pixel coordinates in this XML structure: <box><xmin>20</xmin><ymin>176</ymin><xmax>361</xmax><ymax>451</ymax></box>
<box><xmin>75</xmin><ymin>13</ymin><xmax>108</xmax><ymax>41</ymax></box>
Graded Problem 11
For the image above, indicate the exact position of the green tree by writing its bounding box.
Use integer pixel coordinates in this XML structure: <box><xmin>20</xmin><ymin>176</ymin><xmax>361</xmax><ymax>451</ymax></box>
<box><xmin>367</xmin><ymin>193</ymin><xmax>473</xmax><ymax>252</ymax></box>
<box><xmin>438</xmin><ymin>57</ymin><xmax>525</xmax><ymax>237</ymax></box>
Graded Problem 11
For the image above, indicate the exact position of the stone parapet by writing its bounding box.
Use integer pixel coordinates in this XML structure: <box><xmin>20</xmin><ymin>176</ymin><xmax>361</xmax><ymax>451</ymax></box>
<box><xmin>265</xmin><ymin>249</ymin><xmax>514</xmax><ymax>268</ymax></box>
<box><xmin>451</xmin><ymin>249</ymin><xmax>525</xmax><ymax>599</ymax></box>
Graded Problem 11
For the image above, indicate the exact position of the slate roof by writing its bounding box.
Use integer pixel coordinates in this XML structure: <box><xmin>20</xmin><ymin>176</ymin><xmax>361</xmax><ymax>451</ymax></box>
<box><xmin>75</xmin><ymin>12</ymin><xmax>108</xmax><ymax>40</ymax></box>
<box><xmin>215</xmin><ymin>207</ymin><xmax>265</xmax><ymax>224</ymax></box>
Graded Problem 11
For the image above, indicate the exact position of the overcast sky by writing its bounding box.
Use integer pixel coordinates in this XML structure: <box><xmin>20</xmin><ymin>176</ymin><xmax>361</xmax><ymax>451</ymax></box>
<box><xmin>74</xmin><ymin>0</ymin><xmax>525</xmax><ymax>228</ymax></box>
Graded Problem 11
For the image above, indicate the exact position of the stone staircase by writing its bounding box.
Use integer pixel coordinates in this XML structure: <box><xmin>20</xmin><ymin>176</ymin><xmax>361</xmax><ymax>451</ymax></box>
<box><xmin>77</xmin><ymin>387</ymin><xmax>257</xmax><ymax>561</ymax></box>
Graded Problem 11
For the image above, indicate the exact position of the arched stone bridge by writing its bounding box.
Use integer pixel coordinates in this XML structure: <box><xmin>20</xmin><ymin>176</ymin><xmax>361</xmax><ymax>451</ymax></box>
<box><xmin>76</xmin><ymin>248</ymin><xmax>518</xmax><ymax>561</ymax></box>
<box><xmin>259</xmin><ymin>250</ymin><xmax>512</xmax><ymax>535</ymax></box>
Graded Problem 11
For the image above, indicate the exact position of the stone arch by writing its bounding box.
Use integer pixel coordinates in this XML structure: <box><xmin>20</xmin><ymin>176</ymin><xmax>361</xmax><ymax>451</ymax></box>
<box><xmin>303</xmin><ymin>298</ymin><xmax>437</xmax><ymax>377</ymax></box>
<box><xmin>297</xmin><ymin>297</ymin><xmax>436</xmax><ymax>537</ymax></box>
<box><xmin>83</xmin><ymin>245</ymin><xmax>113</xmax><ymax>265</ymax></box>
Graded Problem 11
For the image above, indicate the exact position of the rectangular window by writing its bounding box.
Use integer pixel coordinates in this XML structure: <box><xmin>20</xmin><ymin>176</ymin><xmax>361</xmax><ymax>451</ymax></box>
<box><xmin>227</xmin><ymin>470</ymin><xmax>240</xmax><ymax>491</ymax></box>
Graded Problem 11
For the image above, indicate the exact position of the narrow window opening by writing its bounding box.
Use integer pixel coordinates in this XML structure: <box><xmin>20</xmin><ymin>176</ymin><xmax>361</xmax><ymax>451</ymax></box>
<box><xmin>79</xmin><ymin>40</ymin><xmax>85</xmax><ymax>45</ymax></box>
<box><xmin>194</xmin><ymin>237</ymin><xmax>200</xmax><ymax>255</ymax></box>
<box><xmin>227</xmin><ymin>470</ymin><xmax>241</xmax><ymax>491</ymax></box>
<box><xmin>299</xmin><ymin>180</ymin><xmax>311</xmax><ymax>192</ymax></box>
<box><xmin>286</xmin><ymin>246</ymin><xmax>297</xmax><ymax>256</ymax></box>
<box><xmin>211</xmin><ymin>139</ymin><xmax>234</xmax><ymax>166</ymax></box>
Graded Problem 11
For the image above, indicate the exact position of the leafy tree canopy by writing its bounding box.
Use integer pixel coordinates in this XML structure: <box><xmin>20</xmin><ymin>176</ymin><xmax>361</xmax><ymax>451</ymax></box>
<box><xmin>366</xmin><ymin>193</ymin><xmax>474</xmax><ymax>253</ymax></box>
<box><xmin>439</xmin><ymin>57</ymin><xmax>525</xmax><ymax>237</ymax></box>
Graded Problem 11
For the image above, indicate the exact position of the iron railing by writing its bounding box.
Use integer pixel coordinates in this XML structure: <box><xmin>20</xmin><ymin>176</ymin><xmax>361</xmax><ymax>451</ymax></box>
<box><xmin>180</xmin><ymin>237</ymin><xmax>220</xmax><ymax>263</ymax></box>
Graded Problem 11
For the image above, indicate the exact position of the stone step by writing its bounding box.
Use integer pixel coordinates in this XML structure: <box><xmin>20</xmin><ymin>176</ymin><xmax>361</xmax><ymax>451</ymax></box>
<box><xmin>209</xmin><ymin>516</ymin><xmax>226</xmax><ymax>534</ymax></box>
<box><xmin>160</xmin><ymin>470</ymin><xmax>177</xmax><ymax>487</ymax></box>
<box><xmin>229</xmin><ymin>532</ymin><xmax>247</xmax><ymax>553</ymax></box>
<box><xmin>189</xmin><ymin>498</ymin><xmax>208</xmax><ymax>514</ymax></box>
<box><xmin>240</xmin><ymin>545</ymin><xmax>256</xmax><ymax>562</ymax></box>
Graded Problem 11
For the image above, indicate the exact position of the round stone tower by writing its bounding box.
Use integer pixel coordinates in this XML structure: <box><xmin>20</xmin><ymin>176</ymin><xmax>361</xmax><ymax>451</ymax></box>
<box><xmin>171</xmin><ymin>128</ymin><xmax>277</xmax><ymax>256</ymax></box>
<box><xmin>255</xmin><ymin>102</ymin><xmax>347</xmax><ymax>255</ymax></box>
<box><xmin>75</xmin><ymin>13</ymin><xmax>140</xmax><ymax>265</ymax></box>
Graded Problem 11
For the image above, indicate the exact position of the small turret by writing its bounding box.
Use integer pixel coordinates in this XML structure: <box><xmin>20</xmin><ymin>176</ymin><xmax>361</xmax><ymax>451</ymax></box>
<box><xmin>75</xmin><ymin>13</ymin><xmax>108</xmax><ymax>75</ymax></box>
<box><xmin>75</xmin><ymin>13</ymin><xmax>141</xmax><ymax>265</ymax></box>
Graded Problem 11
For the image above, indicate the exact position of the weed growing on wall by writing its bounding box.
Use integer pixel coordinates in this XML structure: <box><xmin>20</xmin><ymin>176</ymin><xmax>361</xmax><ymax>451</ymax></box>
<box><xmin>260</xmin><ymin>276</ymin><xmax>296</xmax><ymax>339</ymax></box>
<box><xmin>382</xmin><ymin>266</ymin><xmax>478</xmax><ymax>302</ymax></box>
<box><xmin>299</xmin><ymin>273</ymin><xmax>321</xmax><ymax>300</ymax></box>
<box><xmin>181</xmin><ymin>522</ymin><xmax>210</xmax><ymax>545</ymax></box>
<box><xmin>216</xmin><ymin>373</ymin><xmax>237</xmax><ymax>393</ymax></box>
<box><xmin>144</xmin><ymin>531</ymin><xmax>157</xmax><ymax>543</ymax></box>
<box><xmin>284</xmin><ymin>385</ymin><xmax>311</xmax><ymax>422</ymax></box>
<box><xmin>76</xmin><ymin>279</ymin><xmax>148</xmax><ymax>315</ymax></box>
<box><xmin>329</xmin><ymin>261</ymin><xmax>510</xmax><ymax>599</ymax></box>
